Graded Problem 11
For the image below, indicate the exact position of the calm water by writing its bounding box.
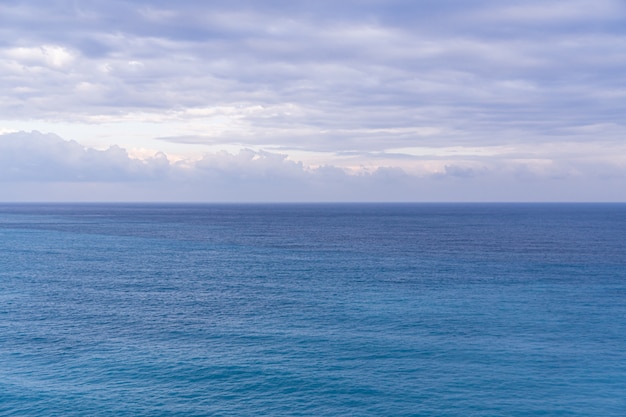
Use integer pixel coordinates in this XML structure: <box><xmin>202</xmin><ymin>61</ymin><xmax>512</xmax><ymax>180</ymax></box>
<box><xmin>0</xmin><ymin>203</ymin><xmax>624</xmax><ymax>416</ymax></box>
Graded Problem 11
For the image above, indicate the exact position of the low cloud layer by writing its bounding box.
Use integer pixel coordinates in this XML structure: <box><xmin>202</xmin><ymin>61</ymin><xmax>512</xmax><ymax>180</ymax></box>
<box><xmin>0</xmin><ymin>131</ymin><xmax>624</xmax><ymax>202</ymax></box>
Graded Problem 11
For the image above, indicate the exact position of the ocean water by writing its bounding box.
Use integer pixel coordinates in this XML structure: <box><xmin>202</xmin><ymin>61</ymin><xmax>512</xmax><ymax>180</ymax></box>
<box><xmin>0</xmin><ymin>203</ymin><xmax>624</xmax><ymax>416</ymax></box>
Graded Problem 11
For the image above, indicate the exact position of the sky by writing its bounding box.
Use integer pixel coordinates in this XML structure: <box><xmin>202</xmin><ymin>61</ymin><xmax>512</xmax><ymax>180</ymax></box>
<box><xmin>1</xmin><ymin>0</ymin><xmax>625</xmax><ymax>202</ymax></box>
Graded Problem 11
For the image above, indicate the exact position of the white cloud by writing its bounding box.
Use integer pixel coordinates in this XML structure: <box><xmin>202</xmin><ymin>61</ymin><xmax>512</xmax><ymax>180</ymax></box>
<box><xmin>4</xmin><ymin>45</ymin><xmax>76</xmax><ymax>70</ymax></box>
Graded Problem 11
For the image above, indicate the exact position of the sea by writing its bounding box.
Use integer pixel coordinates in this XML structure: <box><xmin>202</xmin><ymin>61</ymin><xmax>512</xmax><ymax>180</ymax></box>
<box><xmin>0</xmin><ymin>203</ymin><xmax>624</xmax><ymax>416</ymax></box>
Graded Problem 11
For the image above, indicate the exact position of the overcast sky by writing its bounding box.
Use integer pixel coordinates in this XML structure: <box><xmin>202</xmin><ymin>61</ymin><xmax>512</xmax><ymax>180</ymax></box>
<box><xmin>1</xmin><ymin>0</ymin><xmax>625</xmax><ymax>201</ymax></box>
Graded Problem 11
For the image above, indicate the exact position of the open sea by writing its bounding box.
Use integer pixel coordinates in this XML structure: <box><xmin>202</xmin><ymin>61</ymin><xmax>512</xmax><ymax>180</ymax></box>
<box><xmin>0</xmin><ymin>203</ymin><xmax>625</xmax><ymax>416</ymax></box>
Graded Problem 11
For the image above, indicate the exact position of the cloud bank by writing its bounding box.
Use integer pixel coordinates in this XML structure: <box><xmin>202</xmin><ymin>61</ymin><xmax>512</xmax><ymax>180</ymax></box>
<box><xmin>0</xmin><ymin>131</ymin><xmax>624</xmax><ymax>202</ymax></box>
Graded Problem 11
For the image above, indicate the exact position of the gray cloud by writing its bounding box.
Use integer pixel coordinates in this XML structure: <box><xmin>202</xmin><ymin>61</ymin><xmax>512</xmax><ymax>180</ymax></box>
<box><xmin>0</xmin><ymin>131</ymin><xmax>624</xmax><ymax>202</ymax></box>
<box><xmin>0</xmin><ymin>131</ymin><xmax>170</xmax><ymax>181</ymax></box>
<box><xmin>2</xmin><ymin>2</ymin><xmax>625</xmax><ymax>134</ymax></box>
<box><xmin>0</xmin><ymin>1</ymin><xmax>625</xmax><ymax>200</ymax></box>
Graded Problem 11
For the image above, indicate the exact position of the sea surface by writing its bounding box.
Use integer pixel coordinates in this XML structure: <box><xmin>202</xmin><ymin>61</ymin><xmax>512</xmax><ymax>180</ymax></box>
<box><xmin>0</xmin><ymin>203</ymin><xmax>624</xmax><ymax>416</ymax></box>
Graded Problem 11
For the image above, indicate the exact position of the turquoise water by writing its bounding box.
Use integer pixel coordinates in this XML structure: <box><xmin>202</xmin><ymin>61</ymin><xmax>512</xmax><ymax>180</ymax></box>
<box><xmin>1</xmin><ymin>203</ymin><xmax>625</xmax><ymax>416</ymax></box>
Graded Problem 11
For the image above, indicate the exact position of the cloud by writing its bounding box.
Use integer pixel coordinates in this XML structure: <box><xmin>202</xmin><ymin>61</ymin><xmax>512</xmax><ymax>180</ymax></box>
<box><xmin>0</xmin><ymin>131</ymin><xmax>624</xmax><ymax>202</ymax></box>
<box><xmin>0</xmin><ymin>2</ymin><xmax>625</xmax><ymax>201</ymax></box>
<box><xmin>0</xmin><ymin>131</ymin><xmax>169</xmax><ymax>182</ymax></box>
<box><xmin>2</xmin><ymin>1</ymin><xmax>625</xmax><ymax>142</ymax></box>
<box><xmin>475</xmin><ymin>0</ymin><xmax>625</xmax><ymax>23</ymax></box>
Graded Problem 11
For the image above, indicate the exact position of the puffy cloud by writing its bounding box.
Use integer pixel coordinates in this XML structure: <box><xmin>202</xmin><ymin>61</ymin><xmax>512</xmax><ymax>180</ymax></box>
<box><xmin>0</xmin><ymin>131</ymin><xmax>624</xmax><ymax>202</ymax></box>
<box><xmin>0</xmin><ymin>131</ymin><xmax>170</xmax><ymax>182</ymax></box>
